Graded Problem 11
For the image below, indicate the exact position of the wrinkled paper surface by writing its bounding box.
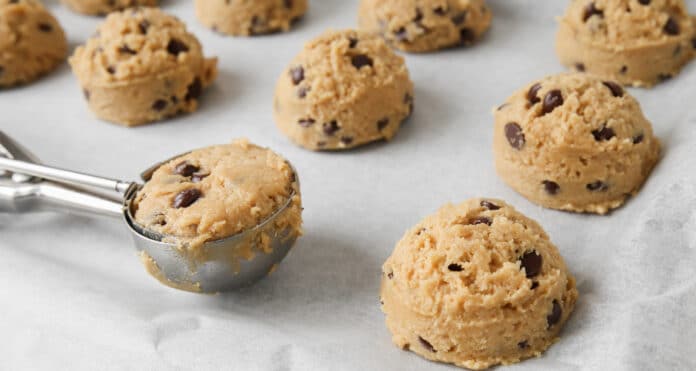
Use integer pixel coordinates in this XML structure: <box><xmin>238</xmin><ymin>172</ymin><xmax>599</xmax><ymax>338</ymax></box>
<box><xmin>1</xmin><ymin>1</ymin><xmax>695</xmax><ymax>370</ymax></box>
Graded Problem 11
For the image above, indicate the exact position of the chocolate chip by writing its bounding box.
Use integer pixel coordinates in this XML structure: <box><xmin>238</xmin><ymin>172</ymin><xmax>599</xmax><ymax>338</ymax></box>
<box><xmin>377</xmin><ymin>118</ymin><xmax>390</xmax><ymax>131</ymax></box>
<box><xmin>638</xmin><ymin>0</ymin><xmax>650</xmax><ymax>4</ymax></box>
<box><xmin>166</xmin><ymin>39</ymin><xmax>189</xmax><ymax>56</ymax></box>
<box><xmin>451</xmin><ymin>11</ymin><xmax>467</xmax><ymax>25</ymax></box>
<box><xmin>38</xmin><ymin>23</ymin><xmax>52</xmax><ymax>32</ymax></box>
<box><xmin>480</xmin><ymin>200</ymin><xmax>500</xmax><ymax>210</ymax></box>
<box><xmin>185</xmin><ymin>78</ymin><xmax>202</xmax><ymax>101</ymax></box>
<box><xmin>351</xmin><ymin>54</ymin><xmax>373</xmax><ymax>69</ymax></box>
<box><xmin>174</xmin><ymin>161</ymin><xmax>200</xmax><ymax>177</ymax></box>
<box><xmin>692</xmin><ymin>38</ymin><xmax>696</xmax><ymax>49</ymax></box>
<box><xmin>531</xmin><ymin>281</ymin><xmax>540</xmax><ymax>290</ymax></box>
<box><xmin>527</xmin><ymin>83</ymin><xmax>542</xmax><ymax>105</ymax></box>
<box><xmin>658</xmin><ymin>73</ymin><xmax>673</xmax><ymax>82</ymax></box>
<box><xmin>542</xmin><ymin>90</ymin><xmax>563</xmax><ymax>115</ymax></box>
<box><xmin>191</xmin><ymin>173</ymin><xmax>209</xmax><ymax>183</ymax></box>
<box><xmin>106</xmin><ymin>65</ymin><xmax>116</xmax><ymax>74</ymax></box>
<box><xmin>497</xmin><ymin>103</ymin><xmax>509</xmax><ymax>111</ymax></box>
<box><xmin>387</xmin><ymin>272</ymin><xmax>394</xmax><ymax>279</ymax></box>
<box><xmin>460</xmin><ymin>28</ymin><xmax>475</xmax><ymax>45</ymax></box>
<box><xmin>470</xmin><ymin>217</ymin><xmax>492</xmax><ymax>226</ymax></box>
<box><xmin>298</xmin><ymin>118</ymin><xmax>315</xmax><ymax>127</ymax></box>
<box><xmin>284</xmin><ymin>0</ymin><xmax>293</xmax><ymax>8</ymax></box>
<box><xmin>620</xmin><ymin>65</ymin><xmax>628</xmax><ymax>74</ymax></box>
<box><xmin>592</xmin><ymin>124</ymin><xmax>616</xmax><ymax>141</ymax></box>
<box><xmin>664</xmin><ymin>17</ymin><xmax>680</xmax><ymax>36</ymax></box>
<box><xmin>139</xmin><ymin>20</ymin><xmax>150</xmax><ymax>34</ymax></box>
<box><xmin>520</xmin><ymin>251</ymin><xmax>542</xmax><ymax>278</ymax></box>
<box><xmin>587</xmin><ymin>181</ymin><xmax>609</xmax><ymax>192</ymax></box>
<box><xmin>448</xmin><ymin>263</ymin><xmax>463</xmax><ymax>272</ymax></box>
<box><xmin>633</xmin><ymin>133</ymin><xmax>644</xmax><ymax>144</ymax></box>
<box><xmin>322</xmin><ymin>121</ymin><xmax>340</xmax><ymax>136</ymax></box>
<box><xmin>575</xmin><ymin>63</ymin><xmax>585</xmax><ymax>72</ymax></box>
<box><xmin>83</xmin><ymin>89</ymin><xmax>90</xmax><ymax>100</ymax></box>
<box><xmin>413</xmin><ymin>8</ymin><xmax>423</xmax><ymax>22</ymax></box>
<box><xmin>543</xmin><ymin>180</ymin><xmax>560</xmax><ymax>195</ymax></box>
<box><xmin>547</xmin><ymin>300</ymin><xmax>562</xmax><ymax>328</ymax></box>
<box><xmin>434</xmin><ymin>6</ymin><xmax>448</xmax><ymax>16</ymax></box>
<box><xmin>394</xmin><ymin>27</ymin><xmax>409</xmax><ymax>42</ymax></box>
<box><xmin>504</xmin><ymin>122</ymin><xmax>525</xmax><ymax>150</ymax></box>
<box><xmin>296</xmin><ymin>86</ymin><xmax>310</xmax><ymax>98</ymax></box>
<box><xmin>152</xmin><ymin>99</ymin><xmax>167</xmax><ymax>111</ymax></box>
<box><xmin>602</xmin><ymin>81</ymin><xmax>624</xmax><ymax>97</ymax></box>
<box><xmin>119</xmin><ymin>45</ymin><xmax>137</xmax><ymax>55</ymax></box>
<box><xmin>518</xmin><ymin>341</ymin><xmax>529</xmax><ymax>349</ymax></box>
<box><xmin>0</xmin><ymin>65</ymin><xmax>3</xmax><ymax>76</ymax></box>
<box><xmin>348</xmin><ymin>37</ymin><xmax>358</xmax><ymax>48</ymax></box>
<box><xmin>583</xmin><ymin>2</ymin><xmax>603</xmax><ymax>22</ymax></box>
<box><xmin>290</xmin><ymin>66</ymin><xmax>304</xmax><ymax>85</ymax></box>
<box><xmin>418</xmin><ymin>337</ymin><xmax>436</xmax><ymax>353</ymax></box>
<box><xmin>340</xmin><ymin>136</ymin><xmax>354</xmax><ymax>145</ymax></box>
<box><xmin>173</xmin><ymin>189</ymin><xmax>201</xmax><ymax>208</ymax></box>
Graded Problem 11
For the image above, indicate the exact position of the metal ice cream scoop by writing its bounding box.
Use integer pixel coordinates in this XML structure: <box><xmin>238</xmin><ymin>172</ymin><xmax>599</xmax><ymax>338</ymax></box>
<box><xmin>0</xmin><ymin>131</ymin><xmax>299</xmax><ymax>293</ymax></box>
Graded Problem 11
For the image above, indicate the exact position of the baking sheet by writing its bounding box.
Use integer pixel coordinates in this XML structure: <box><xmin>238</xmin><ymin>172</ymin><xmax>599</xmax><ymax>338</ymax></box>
<box><xmin>2</xmin><ymin>1</ymin><xmax>696</xmax><ymax>370</ymax></box>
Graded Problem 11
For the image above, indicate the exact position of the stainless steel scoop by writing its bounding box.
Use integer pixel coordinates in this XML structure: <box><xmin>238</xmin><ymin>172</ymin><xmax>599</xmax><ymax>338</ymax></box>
<box><xmin>0</xmin><ymin>131</ymin><xmax>299</xmax><ymax>293</ymax></box>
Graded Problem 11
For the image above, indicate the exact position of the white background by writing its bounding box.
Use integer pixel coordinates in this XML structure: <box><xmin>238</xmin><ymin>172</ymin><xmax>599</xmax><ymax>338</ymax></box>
<box><xmin>1</xmin><ymin>1</ymin><xmax>696</xmax><ymax>370</ymax></box>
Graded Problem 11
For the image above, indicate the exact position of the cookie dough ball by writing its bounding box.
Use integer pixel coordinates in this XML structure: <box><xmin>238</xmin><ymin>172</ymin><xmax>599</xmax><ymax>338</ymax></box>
<box><xmin>494</xmin><ymin>73</ymin><xmax>660</xmax><ymax>214</ymax></box>
<box><xmin>556</xmin><ymin>0</ymin><xmax>696</xmax><ymax>87</ymax></box>
<box><xmin>0</xmin><ymin>0</ymin><xmax>67</xmax><ymax>87</ymax></box>
<box><xmin>381</xmin><ymin>199</ymin><xmax>578</xmax><ymax>370</ymax></box>
<box><xmin>358</xmin><ymin>0</ymin><xmax>492</xmax><ymax>53</ymax></box>
<box><xmin>69</xmin><ymin>7</ymin><xmax>218</xmax><ymax>126</ymax></box>
<box><xmin>61</xmin><ymin>0</ymin><xmax>157</xmax><ymax>16</ymax></box>
<box><xmin>133</xmin><ymin>139</ymin><xmax>302</xmax><ymax>266</ymax></box>
<box><xmin>273</xmin><ymin>30</ymin><xmax>414</xmax><ymax>151</ymax></box>
<box><xmin>195</xmin><ymin>0</ymin><xmax>307</xmax><ymax>36</ymax></box>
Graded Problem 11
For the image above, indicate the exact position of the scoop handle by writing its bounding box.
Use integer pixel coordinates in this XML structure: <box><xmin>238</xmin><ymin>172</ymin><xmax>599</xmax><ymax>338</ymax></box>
<box><xmin>0</xmin><ymin>157</ymin><xmax>133</xmax><ymax>195</ymax></box>
<box><xmin>0</xmin><ymin>178</ymin><xmax>125</xmax><ymax>218</ymax></box>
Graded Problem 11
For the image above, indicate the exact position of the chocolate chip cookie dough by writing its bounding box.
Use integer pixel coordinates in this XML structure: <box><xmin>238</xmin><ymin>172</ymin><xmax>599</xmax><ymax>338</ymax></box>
<box><xmin>494</xmin><ymin>73</ymin><xmax>660</xmax><ymax>214</ymax></box>
<box><xmin>69</xmin><ymin>7</ymin><xmax>218</xmax><ymax>126</ymax></box>
<box><xmin>358</xmin><ymin>0</ymin><xmax>492</xmax><ymax>53</ymax></box>
<box><xmin>195</xmin><ymin>0</ymin><xmax>307</xmax><ymax>36</ymax></box>
<box><xmin>0</xmin><ymin>0</ymin><xmax>67</xmax><ymax>87</ymax></box>
<box><xmin>61</xmin><ymin>0</ymin><xmax>157</xmax><ymax>16</ymax></box>
<box><xmin>274</xmin><ymin>29</ymin><xmax>414</xmax><ymax>151</ymax></box>
<box><xmin>556</xmin><ymin>0</ymin><xmax>696</xmax><ymax>87</ymax></box>
<box><xmin>381</xmin><ymin>198</ymin><xmax>578</xmax><ymax>370</ymax></box>
<box><xmin>132</xmin><ymin>139</ymin><xmax>303</xmax><ymax>268</ymax></box>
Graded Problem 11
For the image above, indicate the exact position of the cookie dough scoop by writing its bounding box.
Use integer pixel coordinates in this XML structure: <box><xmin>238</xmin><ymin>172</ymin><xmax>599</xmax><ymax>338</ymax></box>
<box><xmin>0</xmin><ymin>0</ymin><xmax>67</xmax><ymax>87</ymax></box>
<box><xmin>381</xmin><ymin>199</ymin><xmax>578</xmax><ymax>370</ymax></box>
<box><xmin>556</xmin><ymin>0</ymin><xmax>696</xmax><ymax>87</ymax></box>
<box><xmin>69</xmin><ymin>7</ymin><xmax>218</xmax><ymax>126</ymax></box>
<box><xmin>493</xmin><ymin>73</ymin><xmax>660</xmax><ymax>214</ymax></box>
<box><xmin>274</xmin><ymin>29</ymin><xmax>414</xmax><ymax>151</ymax></box>
<box><xmin>358</xmin><ymin>0</ymin><xmax>492</xmax><ymax>53</ymax></box>
<box><xmin>195</xmin><ymin>0</ymin><xmax>308</xmax><ymax>36</ymax></box>
<box><xmin>61</xmin><ymin>0</ymin><xmax>158</xmax><ymax>16</ymax></box>
<box><xmin>0</xmin><ymin>133</ymin><xmax>302</xmax><ymax>293</ymax></box>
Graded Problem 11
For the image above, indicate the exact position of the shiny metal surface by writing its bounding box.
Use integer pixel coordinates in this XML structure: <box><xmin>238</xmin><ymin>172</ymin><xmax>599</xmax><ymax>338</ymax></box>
<box><xmin>0</xmin><ymin>130</ymin><xmax>299</xmax><ymax>293</ymax></box>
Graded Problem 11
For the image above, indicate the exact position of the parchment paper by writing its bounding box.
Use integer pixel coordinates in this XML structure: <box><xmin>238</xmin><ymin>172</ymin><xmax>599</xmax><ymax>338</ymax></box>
<box><xmin>1</xmin><ymin>1</ymin><xmax>695</xmax><ymax>370</ymax></box>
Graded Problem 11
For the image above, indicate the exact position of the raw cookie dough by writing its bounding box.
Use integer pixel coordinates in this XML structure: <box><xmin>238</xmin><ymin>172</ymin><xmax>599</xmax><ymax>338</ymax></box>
<box><xmin>494</xmin><ymin>73</ymin><xmax>660</xmax><ymax>214</ymax></box>
<box><xmin>0</xmin><ymin>0</ymin><xmax>67</xmax><ymax>87</ymax></box>
<box><xmin>195</xmin><ymin>0</ymin><xmax>307</xmax><ymax>36</ymax></box>
<box><xmin>273</xmin><ymin>29</ymin><xmax>414</xmax><ymax>151</ymax></box>
<box><xmin>358</xmin><ymin>0</ymin><xmax>492</xmax><ymax>53</ymax></box>
<box><xmin>133</xmin><ymin>139</ymin><xmax>303</xmax><ymax>273</ymax></box>
<box><xmin>556</xmin><ymin>0</ymin><xmax>696</xmax><ymax>87</ymax></box>
<box><xmin>381</xmin><ymin>198</ymin><xmax>578</xmax><ymax>370</ymax></box>
<box><xmin>61</xmin><ymin>0</ymin><xmax>158</xmax><ymax>16</ymax></box>
<box><xmin>69</xmin><ymin>7</ymin><xmax>218</xmax><ymax>126</ymax></box>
